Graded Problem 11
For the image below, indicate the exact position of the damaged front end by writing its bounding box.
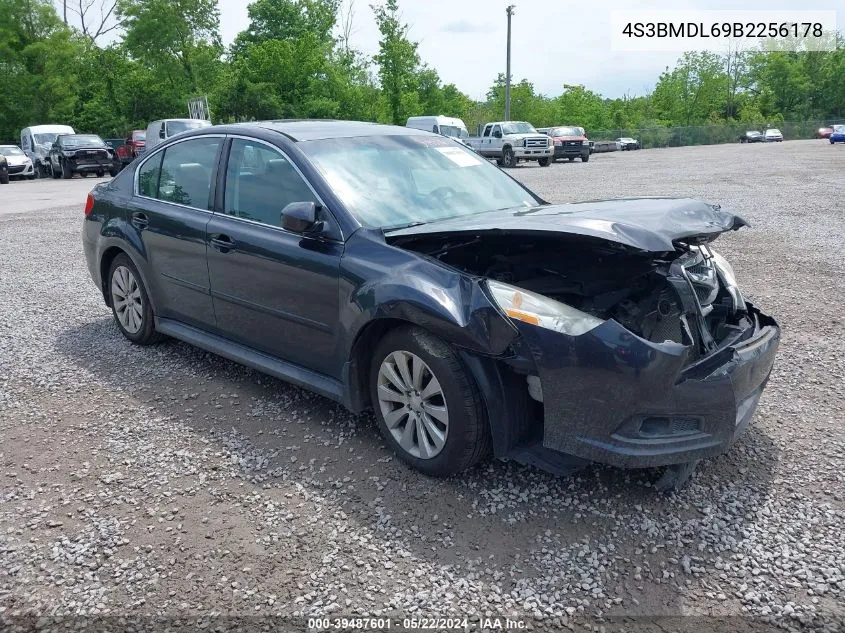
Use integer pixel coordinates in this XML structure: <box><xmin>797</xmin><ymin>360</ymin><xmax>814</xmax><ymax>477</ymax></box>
<box><xmin>386</xmin><ymin>200</ymin><xmax>780</xmax><ymax>471</ymax></box>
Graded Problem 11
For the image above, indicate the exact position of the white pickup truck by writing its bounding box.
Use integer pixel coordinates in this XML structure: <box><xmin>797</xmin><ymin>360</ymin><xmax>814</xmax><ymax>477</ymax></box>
<box><xmin>466</xmin><ymin>121</ymin><xmax>553</xmax><ymax>168</ymax></box>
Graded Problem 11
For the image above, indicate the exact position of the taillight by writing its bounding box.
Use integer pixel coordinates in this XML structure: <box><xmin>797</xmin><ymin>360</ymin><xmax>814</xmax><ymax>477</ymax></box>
<box><xmin>84</xmin><ymin>192</ymin><xmax>95</xmax><ymax>216</ymax></box>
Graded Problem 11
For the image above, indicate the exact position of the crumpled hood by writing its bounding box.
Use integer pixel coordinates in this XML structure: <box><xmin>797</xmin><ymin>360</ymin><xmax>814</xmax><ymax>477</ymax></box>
<box><xmin>385</xmin><ymin>198</ymin><xmax>748</xmax><ymax>252</ymax></box>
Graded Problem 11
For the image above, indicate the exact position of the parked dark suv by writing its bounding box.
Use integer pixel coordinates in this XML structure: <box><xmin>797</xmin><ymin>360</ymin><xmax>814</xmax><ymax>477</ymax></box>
<box><xmin>81</xmin><ymin>121</ymin><xmax>780</xmax><ymax>489</ymax></box>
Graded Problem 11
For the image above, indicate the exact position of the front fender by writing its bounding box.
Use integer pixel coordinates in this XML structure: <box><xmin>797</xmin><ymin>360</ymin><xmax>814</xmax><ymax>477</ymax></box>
<box><xmin>338</xmin><ymin>231</ymin><xmax>518</xmax><ymax>364</ymax></box>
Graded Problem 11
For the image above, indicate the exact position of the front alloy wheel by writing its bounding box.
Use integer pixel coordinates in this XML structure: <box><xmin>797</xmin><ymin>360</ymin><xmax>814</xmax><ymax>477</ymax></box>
<box><xmin>377</xmin><ymin>350</ymin><xmax>449</xmax><ymax>460</ymax></box>
<box><xmin>370</xmin><ymin>326</ymin><xmax>491</xmax><ymax>476</ymax></box>
<box><xmin>501</xmin><ymin>147</ymin><xmax>515</xmax><ymax>168</ymax></box>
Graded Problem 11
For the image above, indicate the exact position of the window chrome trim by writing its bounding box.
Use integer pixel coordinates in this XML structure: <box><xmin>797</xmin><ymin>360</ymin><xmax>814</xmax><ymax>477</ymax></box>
<box><xmin>223</xmin><ymin>134</ymin><xmax>343</xmax><ymax>241</ymax></box>
<box><xmin>133</xmin><ymin>134</ymin><xmax>227</xmax><ymax>213</ymax></box>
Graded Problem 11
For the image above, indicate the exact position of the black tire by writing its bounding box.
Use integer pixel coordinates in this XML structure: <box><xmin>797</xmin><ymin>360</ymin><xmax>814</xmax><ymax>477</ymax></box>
<box><xmin>96</xmin><ymin>170</ymin><xmax>105</xmax><ymax>178</ymax></box>
<box><xmin>51</xmin><ymin>162</ymin><xmax>61</xmax><ymax>179</ymax></box>
<box><xmin>501</xmin><ymin>147</ymin><xmax>515</xmax><ymax>168</ymax></box>
<box><xmin>61</xmin><ymin>160</ymin><xmax>73</xmax><ymax>179</ymax></box>
<box><xmin>369</xmin><ymin>326</ymin><xmax>491</xmax><ymax>477</ymax></box>
<box><xmin>538</xmin><ymin>157</ymin><xmax>551</xmax><ymax>167</ymax></box>
<box><xmin>0</xmin><ymin>172</ymin><xmax>8</xmax><ymax>185</ymax></box>
<box><xmin>581</xmin><ymin>153</ymin><xmax>589</xmax><ymax>163</ymax></box>
<box><xmin>107</xmin><ymin>254</ymin><xmax>162</xmax><ymax>345</ymax></box>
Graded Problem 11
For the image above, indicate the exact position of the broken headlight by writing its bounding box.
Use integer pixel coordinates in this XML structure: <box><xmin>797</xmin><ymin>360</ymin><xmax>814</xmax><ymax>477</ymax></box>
<box><xmin>487</xmin><ymin>280</ymin><xmax>605</xmax><ymax>336</ymax></box>
<box><xmin>709</xmin><ymin>250</ymin><xmax>746</xmax><ymax>313</ymax></box>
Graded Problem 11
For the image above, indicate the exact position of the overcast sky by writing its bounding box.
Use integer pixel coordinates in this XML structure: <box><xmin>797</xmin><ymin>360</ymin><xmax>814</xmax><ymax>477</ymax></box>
<box><xmin>59</xmin><ymin>0</ymin><xmax>843</xmax><ymax>100</ymax></box>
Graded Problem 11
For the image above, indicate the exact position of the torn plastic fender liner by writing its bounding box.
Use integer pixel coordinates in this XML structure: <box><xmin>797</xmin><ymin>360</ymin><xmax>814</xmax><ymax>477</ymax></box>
<box><xmin>512</xmin><ymin>305</ymin><xmax>780</xmax><ymax>469</ymax></box>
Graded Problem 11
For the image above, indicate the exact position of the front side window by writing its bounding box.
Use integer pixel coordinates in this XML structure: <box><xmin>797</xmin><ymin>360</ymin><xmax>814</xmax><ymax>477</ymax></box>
<box><xmin>139</xmin><ymin>137</ymin><xmax>221</xmax><ymax>209</ymax></box>
<box><xmin>224</xmin><ymin>139</ymin><xmax>318</xmax><ymax>227</ymax></box>
<box><xmin>300</xmin><ymin>135</ymin><xmax>540</xmax><ymax>230</ymax></box>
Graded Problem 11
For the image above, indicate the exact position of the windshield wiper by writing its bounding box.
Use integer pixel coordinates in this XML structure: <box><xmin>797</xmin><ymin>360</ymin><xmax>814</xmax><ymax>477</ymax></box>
<box><xmin>383</xmin><ymin>221</ymin><xmax>428</xmax><ymax>233</ymax></box>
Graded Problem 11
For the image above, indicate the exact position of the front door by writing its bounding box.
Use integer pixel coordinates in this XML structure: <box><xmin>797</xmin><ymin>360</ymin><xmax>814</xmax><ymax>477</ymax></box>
<box><xmin>206</xmin><ymin>137</ymin><xmax>342</xmax><ymax>377</ymax></box>
<box><xmin>131</xmin><ymin>136</ymin><xmax>223</xmax><ymax>329</ymax></box>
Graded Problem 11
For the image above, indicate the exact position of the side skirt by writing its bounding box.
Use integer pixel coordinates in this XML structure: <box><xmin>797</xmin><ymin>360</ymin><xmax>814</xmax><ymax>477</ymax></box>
<box><xmin>155</xmin><ymin>317</ymin><xmax>345</xmax><ymax>404</ymax></box>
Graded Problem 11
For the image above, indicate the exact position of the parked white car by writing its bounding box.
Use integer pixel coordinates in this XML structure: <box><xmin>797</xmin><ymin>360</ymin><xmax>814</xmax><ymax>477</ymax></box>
<box><xmin>21</xmin><ymin>124</ymin><xmax>76</xmax><ymax>177</ymax></box>
<box><xmin>764</xmin><ymin>128</ymin><xmax>784</xmax><ymax>142</ymax></box>
<box><xmin>0</xmin><ymin>145</ymin><xmax>35</xmax><ymax>179</ymax></box>
<box><xmin>145</xmin><ymin>119</ymin><xmax>212</xmax><ymax>152</ymax></box>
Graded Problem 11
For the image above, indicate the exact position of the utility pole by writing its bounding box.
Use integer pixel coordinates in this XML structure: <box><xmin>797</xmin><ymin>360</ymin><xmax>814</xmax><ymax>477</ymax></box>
<box><xmin>63</xmin><ymin>0</ymin><xmax>68</xmax><ymax>24</ymax></box>
<box><xmin>505</xmin><ymin>4</ymin><xmax>515</xmax><ymax>120</ymax></box>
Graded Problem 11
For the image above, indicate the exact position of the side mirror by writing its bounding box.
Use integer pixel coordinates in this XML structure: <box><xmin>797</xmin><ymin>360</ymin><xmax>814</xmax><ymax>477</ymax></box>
<box><xmin>493</xmin><ymin>130</ymin><xmax>502</xmax><ymax>138</ymax></box>
<box><xmin>281</xmin><ymin>201</ymin><xmax>323</xmax><ymax>235</ymax></box>
<box><xmin>159</xmin><ymin>126</ymin><xmax>166</xmax><ymax>139</ymax></box>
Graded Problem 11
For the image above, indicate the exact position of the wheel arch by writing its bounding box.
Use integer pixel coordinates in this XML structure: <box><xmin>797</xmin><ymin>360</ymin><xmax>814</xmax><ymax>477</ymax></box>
<box><xmin>98</xmin><ymin>244</ymin><xmax>158</xmax><ymax>313</ymax></box>
<box><xmin>340</xmin><ymin>317</ymin><xmax>525</xmax><ymax>458</ymax></box>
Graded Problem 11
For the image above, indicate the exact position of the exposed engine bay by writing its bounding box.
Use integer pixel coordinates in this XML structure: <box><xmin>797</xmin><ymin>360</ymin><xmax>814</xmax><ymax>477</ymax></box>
<box><xmin>391</xmin><ymin>233</ymin><xmax>755</xmax><ymax>359</ymax></box>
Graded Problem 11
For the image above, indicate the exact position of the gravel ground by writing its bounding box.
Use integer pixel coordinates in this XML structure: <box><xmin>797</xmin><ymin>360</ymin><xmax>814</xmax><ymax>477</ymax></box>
<box><xmin>1</xmin><ymin>140</ymin><xmax>843</xmax><ymax>632</ymax></box>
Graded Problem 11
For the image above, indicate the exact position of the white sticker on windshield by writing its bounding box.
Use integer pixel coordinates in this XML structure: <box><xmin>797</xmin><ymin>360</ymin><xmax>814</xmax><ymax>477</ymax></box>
<box><xmin>435</xmin><ymin>146</ymin><xmax>483</xmax><ymax>167</ymax></box>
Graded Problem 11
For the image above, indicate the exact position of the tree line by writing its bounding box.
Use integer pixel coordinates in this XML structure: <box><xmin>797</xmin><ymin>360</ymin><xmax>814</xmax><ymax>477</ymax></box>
<box><xmin>1</xmin><ymin>0</ymin><xmax>843</xmax><ymax>143</ymax></box>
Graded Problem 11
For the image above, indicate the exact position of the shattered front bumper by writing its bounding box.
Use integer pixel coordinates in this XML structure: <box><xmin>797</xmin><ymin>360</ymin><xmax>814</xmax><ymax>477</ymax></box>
<box><xmin>512</xmin><ymin>304</ymin><xmax>780</xmax><ymax>468</ymax></box>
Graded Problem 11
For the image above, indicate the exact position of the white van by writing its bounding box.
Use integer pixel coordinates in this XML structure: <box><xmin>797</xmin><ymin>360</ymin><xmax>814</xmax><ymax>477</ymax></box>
<box><xmin>406</xmin><ymin>116</ymin><xmax>469</xmax><ymax>143</ymax></box>
<box><xmin>145</xmin><ymin>119</ymin><xmax>212</xmax><ymax>152</ymax></box>
<box><xmin>21</xmin><ymin>125</ymin><xmax>76</xmax><ymax>177</ymax></box>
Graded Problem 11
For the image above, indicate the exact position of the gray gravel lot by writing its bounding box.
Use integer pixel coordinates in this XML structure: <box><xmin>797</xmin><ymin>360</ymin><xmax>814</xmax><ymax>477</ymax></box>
<box><xmin>1</xmin><ymin>140</ymin><xmax>844</xmax><ymax>632</ymax></box>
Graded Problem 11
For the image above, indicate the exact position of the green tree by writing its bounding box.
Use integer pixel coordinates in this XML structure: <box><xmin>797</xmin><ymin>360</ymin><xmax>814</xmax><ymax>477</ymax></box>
<box><xmin>371</xmin><ymin>0</ymin><xmax>419</xmax><ymax>125</ymax></box>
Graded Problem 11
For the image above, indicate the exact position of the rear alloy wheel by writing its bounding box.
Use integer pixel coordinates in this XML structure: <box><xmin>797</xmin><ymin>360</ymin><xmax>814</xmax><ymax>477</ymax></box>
<box><xmin>108</xmin><ymin>254</ymin><xmax>161</xmax><ymax>345</ymax></box>
<box><xmin>501</xmin><ymin>147</ymin><xmax>515</xmax><ymax>168</ymax></box>
<box><xmin>370</xmin><ymin>326</ymin><xmax>490</xmax><ymax>476</ymax></box>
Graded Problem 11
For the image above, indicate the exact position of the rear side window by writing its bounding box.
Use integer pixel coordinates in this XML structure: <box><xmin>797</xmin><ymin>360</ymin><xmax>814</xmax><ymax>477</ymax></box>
<box><xmin>140</xmin><ymin>138</ymin><xmax>221</xmax><ymax>209</ymax></box>
<box><xmin>138</xmin><ymin>151</ymin><xmax>163</xmax><ymax>197</ymax></box>
<box><xmin>223</xmin><ymin>139</ymin><xmax>317</xmax><ymax>227</ymax></box>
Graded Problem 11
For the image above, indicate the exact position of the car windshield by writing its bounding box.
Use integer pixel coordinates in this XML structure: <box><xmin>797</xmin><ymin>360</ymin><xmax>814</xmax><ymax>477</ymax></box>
<box><xmin>501</xmin><ymin>122</ymin><xmax>536</xmax><ymax>134</ymax></box>
<box><xmin>766</xmin><ymin>129</ymin><xmax>781</xmax><ymax>134</ymax></box>
<box><xmin>133</xmin><ymin>132</ymin><xmax>146</xmax><ymax>141</ymax></box>
<box><xmin>550</xmin><ymin>127</ymin><xmax>581</xmax><ymax>137</ymax></box>
<box><xmin>0</xmin><ymin>146</ymin><xmax>25</xmax><ymax>156</ymax></box>
<box><xmin>438</xmin><ymin>125</ymin><xmax>466</xmax><ymax>139</ymax></box>
<box><xmin>834</xmin><ymin>125</ymin><xmax>845</xmax><ymax>133</ymax></box>
<box><xmin>34</xmin><ymin>133</ymin><xmax>60</xmax><ymax>145</ymax></box>
<box><xmin>166</xmin><ymin>120</ymin><xmax>210</xmax><ymax>135</ymax></box>
<box><xmin>301</xmin><ymin>135</ymin><xmax>540</xmax><ymax>229</ymax></box>
<box><xmin>60</xmin><ymin>135</ymin><xmax>106</xmax><ymax>147</ymax></box>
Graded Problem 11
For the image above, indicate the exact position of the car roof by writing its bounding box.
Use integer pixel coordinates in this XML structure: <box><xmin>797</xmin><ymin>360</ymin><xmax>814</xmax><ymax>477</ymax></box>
<box><xmin>233</xmin><ymin>120</ymin><xmax>432</xmax><ymax>142</ymax></box>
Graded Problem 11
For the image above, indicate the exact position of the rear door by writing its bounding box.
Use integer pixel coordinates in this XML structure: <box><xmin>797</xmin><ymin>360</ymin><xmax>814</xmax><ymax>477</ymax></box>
<box><xmin>206</xmin><ymin>136</ymin><xmax>343</xmax><ymax>376</ymax></box>
<box><xmin>131</xmin><ymin>135</ymin><xmax>223</xmax><ymax>329</ymax></box>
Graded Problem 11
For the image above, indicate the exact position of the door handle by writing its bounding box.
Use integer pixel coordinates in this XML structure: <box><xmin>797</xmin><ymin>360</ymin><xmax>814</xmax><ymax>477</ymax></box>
<box><xmin>131</xmin><ymin>212</ymin><xmax>149</xmax><ymax>229</ymax></box>
<box><xmin>210</xmin><ymin>234</ymin><xmax>236</xmax><ymax>252</ymax></box>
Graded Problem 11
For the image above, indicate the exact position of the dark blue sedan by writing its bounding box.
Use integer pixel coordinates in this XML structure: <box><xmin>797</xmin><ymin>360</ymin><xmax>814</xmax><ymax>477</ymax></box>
<box><xmin>81</xmin><ymin>120</ymin><xmax>780</xmax><ymax>489</ymax></box>
<box><xmin>830</xmin><ymin>125</ymin><xmax>845</xmax><ymax>144</ymax></box>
